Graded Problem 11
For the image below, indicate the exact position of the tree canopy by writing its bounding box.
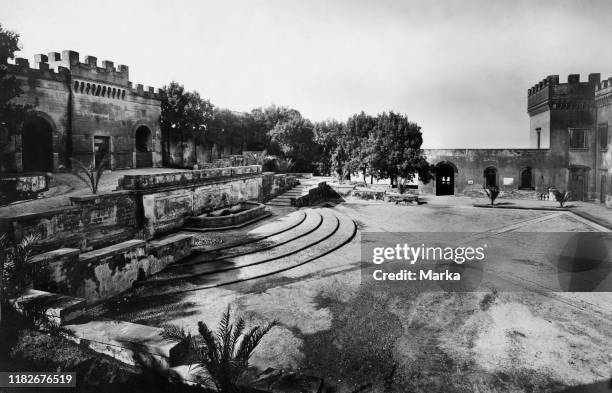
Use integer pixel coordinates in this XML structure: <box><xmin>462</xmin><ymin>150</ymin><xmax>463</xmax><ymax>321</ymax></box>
<box><xmin>0</xmin><ymin>23</ymin><xmax>30</xmax><ymax>135</ymax></box>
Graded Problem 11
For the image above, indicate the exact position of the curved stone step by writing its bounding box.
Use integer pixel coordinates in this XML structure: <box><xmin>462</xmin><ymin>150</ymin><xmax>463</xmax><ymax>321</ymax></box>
<box><xmin>168</xmin><ymin>209</ymin><xmax>323</xmax><ymax>269</ymax></box>
<box><xmin>141</xmin><ymin>209</ymin><xmax>338</xmax><ymax>284</ymax></box>
<box><xmin>190</xmin><ymin>209</ymin><xmax>307</xmax><ymax>254</ymax></box>
<box><xmin>130</xmin><ymin>209</ymin><xmax>357</xmax><ymax>298</ymax></box>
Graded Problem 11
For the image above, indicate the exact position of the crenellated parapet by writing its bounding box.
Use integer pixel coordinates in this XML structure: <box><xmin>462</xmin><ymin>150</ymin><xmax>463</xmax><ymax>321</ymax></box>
<box><xmin>527</xmin><ymin>73</ymin><xmax>600</xmax><ymax>114</ymax></box>
<box><xmin>595</xmin><ymin>77</ymin><xmax>612</xmax><ymax>108</ymax></box>
<box><xmin>7</xmin><ymin>56</ymin><xmax>70</xmax><ymax>83</ymax></box>
<box><xmin>8</xmin><ymin>50</ymin><xmax>163</xmax><ymax>101</ymax></box>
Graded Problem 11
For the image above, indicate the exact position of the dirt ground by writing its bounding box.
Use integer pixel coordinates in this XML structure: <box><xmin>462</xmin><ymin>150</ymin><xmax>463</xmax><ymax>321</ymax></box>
<box><xmin>94</xmin><ymin>199</ymin><xmax>612</xmax><ymax>393</ymax></box>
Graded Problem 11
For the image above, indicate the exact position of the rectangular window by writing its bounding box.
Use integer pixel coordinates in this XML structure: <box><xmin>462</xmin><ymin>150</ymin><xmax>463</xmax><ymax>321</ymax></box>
<box><xmin>536</xmin><ymin>127</ymin><xmax>541</xmax><ymax>149</ymax></box>
<box><xmin>569</xmin><ymin>128</ymin><xmax>588</xmax><ymax>149</ymax></box>
<box><xmin>600</xmin><ymin>124</ymin><xmax>609</xmax><ymax>150</ymax></box>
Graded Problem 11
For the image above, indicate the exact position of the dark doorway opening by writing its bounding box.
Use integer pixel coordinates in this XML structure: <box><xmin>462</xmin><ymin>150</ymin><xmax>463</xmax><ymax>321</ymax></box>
<box><xmin>568</xmin><ymin>167</ymin><xmax>588</xmax><ymax>201</ymax></box>
<box><xmin>135</xmin><ymin>126</ymin><xmax>153</xmax><ymax>168</ymax></box>
<box><xmin>94</xmin><ymin>136</ymin><xmax>110</xmax><ymax>168</ymax></box>
<box><xmin>435</xmin><ymin>163</ymin><xmax>455</xmax><ymax>195</ymax></box>
<box><xmin>520</xmin><ymin>167</ymin><xmax>533</xmax><ymax>189</ymax></box>
<box><xmin>601</xmin><ymin>174</ymin><xmax>607</xmax><ymax>203</ymax></box>
<box><xmin>22</xmin><ymin>116</ymin><xmax>53</xmax><ymax>172</ymax></box>
<box><xmin>484</xmin><ymin>167</ymin><xmax>498</xmax><ymax>188</ymax></box>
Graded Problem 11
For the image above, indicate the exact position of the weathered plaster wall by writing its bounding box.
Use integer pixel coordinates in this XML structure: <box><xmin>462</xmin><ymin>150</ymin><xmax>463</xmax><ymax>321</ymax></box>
<box><xmin>2</xmin><ymin>66</ymin><xmax>71</xmax><ymax>172</ymax></box>
<box><xmin>422</xmin><ymin>148</ymin><xmax>567</xmax><ymax>196</ymax></box>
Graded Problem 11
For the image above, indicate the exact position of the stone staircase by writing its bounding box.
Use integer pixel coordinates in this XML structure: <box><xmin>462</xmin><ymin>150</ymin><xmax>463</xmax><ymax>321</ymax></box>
<box><xmin>9</xmin><ymin>205</ymin><xmax>356</xmax><ymax>390</ymax></box>
<box><xmin>128</xmin><ymin>206</ymin><xmax>357</xmax><ymax>298</ymax></box>
<box><xmin>265</xmin><ymin>183</ymin><xmax>311</xmax><ymax>207</ymax></box>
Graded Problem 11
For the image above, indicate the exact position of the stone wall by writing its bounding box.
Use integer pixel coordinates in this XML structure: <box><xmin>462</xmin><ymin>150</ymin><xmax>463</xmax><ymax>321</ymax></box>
<box><xmin>141</xmin><ymin>176</ymin><xmax>262</xmax><ymax>237</ymax></box>
<box><xmin>0</xmin><ymin>173</ymin><xmax>49</xmax><ymax>204</ymax></box>
<box><xmin>118</xmin><ymin>165</ymin><xmax>264</xmax><ymax>238</ymax></box>
<box><xmin>1</xmin><ymin>191</ymin><xmax>138</xmax><ymax>252</ymax></box>
<box><xmin>422</xmin><ymin>148</ymin><xmax>567</xmax><ymax>197</ymax></box>
<box><xmin>30</xmin><ymin>234</ymin><xmax>193</xmax><ymax>303</ymax></box>
<box><xmin>2</xmin><ymin>51</ymin><xmax>162</xmax><ymax>173</ymax></box>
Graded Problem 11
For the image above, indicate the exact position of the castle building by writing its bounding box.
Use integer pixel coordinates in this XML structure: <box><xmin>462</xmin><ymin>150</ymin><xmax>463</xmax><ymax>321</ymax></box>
<box><xmin>422</xmin><ymin>73</ymin><xmax>612</xmax><ymax>203</ymax></box>
<box><xmin>0</xmin><ymin>50</ymin><xmax>163</xmax><ymax>173</ymax></box>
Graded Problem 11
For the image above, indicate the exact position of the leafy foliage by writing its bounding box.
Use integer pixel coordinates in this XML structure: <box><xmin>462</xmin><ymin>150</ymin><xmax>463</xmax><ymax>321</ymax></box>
<box><xmin>0</xmin><ymin>233</ymin><xmax>39</xmax><ymax>326</ymax></box>
<box><xmin>0</xmin><ymin>24</ymin><xmax>32</xmax><ymax>153</ymax></box>
<box><xmin>162</xmin><ymin>306</ymin><xmax>277</xmax><ymax>393</ymax></box>
<box><xmin>160</xmin><ymin>82</ymin><xmax>214</xmax><ymax>167</ymax></box>
<box><xmin>552</xmin><ymin>189</ymin><xmax>571</xmax><ymax>207</ymax></box>
<box><xmin>484</xmin><ymin>185</ymin><xmax>500</xmax><ymax>205</ymax></box>
<box><xmin>69</xmin><ymin>156</ymin><xmax>108</xmax><ymax>194</ymax></box>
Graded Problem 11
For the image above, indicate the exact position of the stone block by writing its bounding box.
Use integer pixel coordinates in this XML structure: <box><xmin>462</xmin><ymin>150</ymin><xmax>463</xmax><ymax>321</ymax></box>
<box><xmin>29</xmin><ymin>248</ymin><xmax>80</xmax><ymax>294</ymax></box>
<box><xmin>64</xmin><ymin>320</ymin><xmax>188</xmax><ymax>369</ymax></box>
<box><xmin>10</xmin><ymin>289</ymin><xmax>87</xmax><ymax>325</ymax></box>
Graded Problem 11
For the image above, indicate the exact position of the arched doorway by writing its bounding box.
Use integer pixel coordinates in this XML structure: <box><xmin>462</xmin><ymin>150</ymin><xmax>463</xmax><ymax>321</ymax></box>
<box><xmin>22</xmin><ymin>116</ymin><xmax>53</xmax><ymax>172</ymax></box>
<box><xmin>435</xmin><ymin>162</ymin><xmax>455</xmax><ymax>195</ymax></box>
<box><xmin>520</xmin><ymin>167</ymin><xmax>533</xmax><ymax>189</ymax></box>
<box><xmin>484</xmin><ymin>167</ymin><xmax>498</xmax><ymax>188</ymax></box>
<box><xmin>135</xmin><ymin>125</ymin><xmax>153</xmax><ymax>167</ymax></box>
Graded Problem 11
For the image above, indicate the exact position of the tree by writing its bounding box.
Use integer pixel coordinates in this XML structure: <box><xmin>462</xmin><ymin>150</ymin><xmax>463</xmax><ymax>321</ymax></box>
<box><xmin>374</xmin><ymin>111</ymin><xmax>432</xmax><ymax>191</ymax></box>
<box><xmin>160</xmin><ymin>82</ymin><xmax>214</xmax><ymax>167</ymax></box>
<box><xmin>313</xmin><ymin>119</ymin><xmax>344</xmax><ymax>175</ymax></box>
<box><xmin>344</xmin><ymin>112</ymin><xmax>377</xmax><ymax>182</ymax></box>
<box><xmin>0</xmin><ymin>24</ymin><xmax>31</xmax><ymax>140</ymax></box>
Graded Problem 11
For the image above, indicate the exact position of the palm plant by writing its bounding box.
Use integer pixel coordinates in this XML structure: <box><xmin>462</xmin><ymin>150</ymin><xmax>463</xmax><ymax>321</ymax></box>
<box><xmin>275</xmin><ymin>157</ymin><xmax>294</xmax><ymax>173</ymax></box>
<box><xmin>69</xmin><ymin>156</ymin><xmax>108</xmax><ymax>194</ymax></box>
<box><xmin>552</xmin><ymin>189</ymin><xmax>571</xmax><ymax>208</ymax></box>
<box><xmin>0</xmin><ymin>233</ymin><xmax>39</xmax><ymax>326</ymax></box>
<box><xmin>483</xmin><ymin>185</ymin><xmax>500</xmax><ymax>205</ymax></box>
<box><xmin>162</xmin><ymin>306</ymin><xmax>277</xmax><ymax>393</ymax></box>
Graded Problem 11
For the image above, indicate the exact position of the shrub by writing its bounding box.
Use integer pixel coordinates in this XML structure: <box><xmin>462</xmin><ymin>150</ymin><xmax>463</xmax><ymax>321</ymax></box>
<box><xmin>69</xmin><ymin>156</ymin><xmax>108</xmax><ymax>194</ymax></box>
<box><xmin>0</xmin><ymin>233</ymin><xmax>39</xmax><ymax>326</ymax></box>
<box><xmin>483</xmin><ymin>185</ymin><xmax>500</xmax><ymax>205</ymax></box>
<box><xmin>162</xmin><ymin>306</ymin><xmax>277</xmax><ymax>393</ymax></box>
<box><xmin>552</xmin><ymin>189</ymin><xmax>571</xmax><ymax>208</ymax></box>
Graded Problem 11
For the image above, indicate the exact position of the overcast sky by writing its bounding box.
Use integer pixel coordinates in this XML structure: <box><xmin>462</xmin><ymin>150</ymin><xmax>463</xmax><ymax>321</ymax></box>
<box><xmin>2</xmin><ymin>0</ymin><xmax>611</xmax><ymax>148</ymax></box>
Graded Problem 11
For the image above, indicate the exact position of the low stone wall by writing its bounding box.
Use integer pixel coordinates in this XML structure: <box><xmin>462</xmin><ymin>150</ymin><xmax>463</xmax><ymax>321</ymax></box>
<box><xmin>265</xmin><ymin>173</ymin><xmax>299</xmax><ymax>200</ymax></box>
<box><xmin>30</xmin><ymin>235</ymin><xmax>193</xmax><ymax>303</ymax></box>
<box><xmin>118</xmin><ymin>165</ymin><xmax>261</xmax><ymax>191</ymax></box>
<box><xmin>141</xmin><ymin>175</ymin><xmax>262</xmax><ymax>237</ymax></box>
<box><xmin>0</xmin><ymin>173</ymin><xmax>49</xmax><ymax>204</ymax></box>
<box><xmin>293</xmin><ymin>182</ymin><xmax>338</xmax><ymax>207</ymax></box>
<box><xmin>1</xmin><ymin>191</ymin><xmax>138</xmax><ymax>252</ymax></box>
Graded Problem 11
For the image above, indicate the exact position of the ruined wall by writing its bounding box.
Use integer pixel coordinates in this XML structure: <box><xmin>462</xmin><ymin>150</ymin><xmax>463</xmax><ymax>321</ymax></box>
<box><xmin>422</xmin><ymin>148</ymin><xmax>567</xmax><ymax>196</ymax></box>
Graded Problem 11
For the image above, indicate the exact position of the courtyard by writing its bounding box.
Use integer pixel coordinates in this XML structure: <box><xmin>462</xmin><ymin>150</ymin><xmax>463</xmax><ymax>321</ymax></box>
<box><xmin>83</xmin><ymin>196</ymin><xmax>612</xmax><ymax>392</ymax></box>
